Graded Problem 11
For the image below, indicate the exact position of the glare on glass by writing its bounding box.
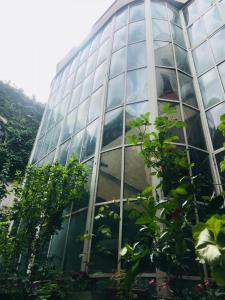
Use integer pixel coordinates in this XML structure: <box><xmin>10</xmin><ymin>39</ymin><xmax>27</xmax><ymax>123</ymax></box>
<box><xmin>128</xmin><ymin>20</ymin><xmax>146</xmax><ymax>44</ymax></box>
<box><xmin>113</xmin><ymin>27</ymin><xmax>127</xmax><ymax>52</ymax></box>
<box><xmin>203</xmin><ymin>6</ymin><xmax>223</xmax><ymax>37</ymax></box>
<box><xmin>130</xmin><ymin>3</ymin><xmax>144</xmax><ymax>22</ymax></box>
<box><xmin>192</xmin><ymin>42</ymin><xmax>214</xmax><ymax>76</ymax></box>
<box><xmin>110</xmin><ymin>48</ymin><xmax>126</xmax><ymax>78</ymax></box>
<box><xmin>107</xmin><ymin>74</ymin><xmax>125</xmax><ymax>110</ymax></box>
<box><xmin>127</xmin><ymin>68</ymin><xmax>147</xmax><ymax>103</ymax></box>
<box><xmin>127</xmin><ymin>42</ymin><xmax>146</xmax><ymax>69</ymax></box>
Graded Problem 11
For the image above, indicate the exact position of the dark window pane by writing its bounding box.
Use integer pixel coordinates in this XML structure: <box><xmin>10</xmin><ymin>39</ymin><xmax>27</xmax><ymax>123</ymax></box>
<box><xmin>207</xmin><ymin>102</ymin><xmax>225</xmax><ymax>150</ymax></box>
<box><xmin>178</xmin><ymin>72</ymin><xmax>198</xmax><ymax>107</ymax></box>
<box><xmin>130</xmin><ymin>3</ymin><xmax>144</xmax><ymax>22</ymax></box>
<box><xmin>57</xmin><ymin>140</ymin><xmax>71</xmax><ymax>166</ymax></box>
<box><xmin>152</xmin><ymin>19</ymin><xmax>171</xmax><ymax>41</ymax></box>
<box><xmin>97</xmin><ymin>149</ymin><xmax>122</xmax><ymax>203</ymax></box>
<box><xmin>154</xmin><ymin>41</ymin><xmax>175</xmax><ymax>67</ymax></box>
<box><xmin>127</xmin><ymin>68</ymin><xmax>147</xmax><ymax>103</ymax></box>
<box><xmin>110</xmin><ymin>48</ymin><xmax>126</xmax><ymax>78</ymax></box>
<box><xmin>128</xmin><ymin>20</ymin><xmax>145</xmax><ymax>44</ymax></box>
<box><xmin>81</xmin><ymin>120</ymin><xmax>99</xmax><ymax>160</ymax></box>
<box><xmin>192</xmin><ymin>42</ymin><xmax>214</xmax><ymax>76</ymax></box>
<box><xmin>107</xmin><ymin>74</ymin><xmax>125</xmax><ymax>110</ymax></box>
<box><xmin>127</xmin><ymin>42</ymin><xmax>146</xmax><ymax>69</ymax></box>
<box><xmin>175</xmin><ymin>46</ymin><xmax>190</xmax><ymax>74</ymax></box>
<box><xmin>88</xmin><ymin>87</ymin><xmax>103</xmax><ymax>123</ymax></box>
<box><xmin>102</xmin><ymin>107</ymin><xmax>123</xmax><ymax>150</ymax></box>
<box><xmin>156</xmin><ymin>68</ymin><xmax>179</xmax><ymax>100</ymax></box>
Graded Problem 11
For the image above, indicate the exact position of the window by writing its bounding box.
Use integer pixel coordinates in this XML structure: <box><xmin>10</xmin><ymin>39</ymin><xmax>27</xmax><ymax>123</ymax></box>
<box><xmin>113</xmin><ymin>27</ymin><xmax>127</xmax><ymax>52</ymax></box>
<box><xmin>154</xmin><ymin>41</ymin><xmax>175</xmax><ymax>67</ymax></box>
<box><xmin>127</xmin><ymin>68</ymin><xmax>147</xmax><ymax>103</ymax></box>
<box><xmin>128</xmin><ymin>20</ymin><xmax>145</xmax><ymax>44</ymax></box>
<box><xmin>178</xmin><ymin>73</ymin><xmax>198</xmax><ymax>107</ymax></box>
<box><xmin>127</xmin><ymin>42</ymin><xmax>146</xmax><ymax>69</ymax></box>
<box><xmin>218</xmin><ymin>61</ymin><xmax>225</xmax><ymax>90</ymax></box>
<box><xmin>188</xmin><ymin>19</ymin><xmax>207</xmax><ymax>48</ymax></box>
<box><xmin>58</xmin><ymin>140</ymin><xmax>71</xmax><ymax>166</ymax></box>
<box><xmin>61</xmin><ymin>109</ymin><xmax>77</xmax><ymax>142</ymax></box>
<box><xmin>81</xmin><ymin>120</ymin><xmax>99</xmax><ymax>160</ymax></box>
<box><xmin>115</xmin><ymin>8</ymin><xmax>128</xmax><ymax>31</ymax></box>
<box><xmin>175</xmin><ymin>46</ymin><xmax>190</xmax><ymax>74</ymax></box>
<box><xmin>192</xmin><ymin>42</ymin><xmax>214</xmax><ymax>75</ymax></box>
<box><xmin>107</xmin><ymin>74</ymin><xmax>125</xmax><ymax>110</ymax></box>
<box><xmin>97</xmin><ymin>40</ymin><xmax>110</xmax><ymax>65</ymax></box>
<box><xmin>203</xmin><ymin>6</ymin><xmax>223</xmax><ymax>36</ymax></box>
<box><xmin>89</xmin><ymin>34</ymin><xmax>100</xmax><ymax>55</ymax></box>
<box><xmin>130</xmin><ymin>3</ymin><xmax>144</xmax><ymax>22</ymax></box>
<box><xmin>171</xmin><ymin>24</ymin><xmax>185</xmax><ymax>48</ymax></box>
<box><xmin>156</xmin><ymin>68</ymin><xmax>179</xmax><ymax>100</ymax></box>
<box><xmin>88</xmin><ymin>87</ymin><xmax>103</xmax><ymax>123</ymax></box>
<box><xmin>110</xmin><ymin>48</ymin><xmax>126</xmax><ymax>78</ymax></box>
<box><xmin>168</xmin><ymin>6</ymin><xmax>181</xmax><ymax>26</ymax></box>
<box><xmin>196</xmin><ymin>0</ymin><xmax>213</xmax><ymax>14</ymax></box>
<box><xmin>210</xmin><ymin>28</ymin><xmax>225</xmax><ymax>64</ymax></box>
<box><xmin>81</xmin><ymin>73</ymin><xmax>94</xmax><ymax>101</ymax></box>
<box><xmin>68</xmin><ymin>130</ymin><xmax>84</xmax><ymax>161</ymax></box>
<box><xmin>151</xmin><ymin>0</ymin><xmax>167</xmax><ymax>20</ymax></box>
<box><xmin>75</xmin><ymin>62</ymin><xmax>86</xmax><ymax>86</ymax></box>
<box><xmin>102</xmin><ymin>107</ymin><xmax>123</xmax><ymax>150</ymax></box>
<box><xmin>80</xmin><ymin>45</ymin><xmax>90</xmax><ymax>64</ymax></box>
<box><xmin>199</xmin><ymin>68</ymin><xmax>224</xmax><ymax>109</ymax></box>
<box><xmin>183</xmin><ymin>1</ymin><xmax>199</xmax><ymax>26</ymax></box>
<box><xmin>152</xmin><ymin>19</ymin><xmax>171</xmax><ymax>42</ymax></box>
<box><xmin>93</xmin><ymin>62</ymin><xmax>106</xmax><ymax>91</ymax></box>
<box><xmin>86</xmin><ymin>51</ymin><xmax>98</xmax><ymax>76</ymax></box>
<box><xmin>69</xmin><ymin>84</ymin><xmax>82</xmax><ymax>112</ymax></box>
<box><xmin>100</xmin><ymin>21</ymin><xmax>111</xmax><ymax>44</ymax></box>
<box><xmin>76</xmin><ymin>99</ymin><xmax>90</xmax><ymax>132</ymax></box>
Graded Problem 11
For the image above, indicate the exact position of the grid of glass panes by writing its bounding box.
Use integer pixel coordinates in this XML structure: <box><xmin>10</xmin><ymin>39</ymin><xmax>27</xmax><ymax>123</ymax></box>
<box><xmin>183</xmin><ymin>0</ymin><xmax>225</xmax><ymax>184</ymax></box>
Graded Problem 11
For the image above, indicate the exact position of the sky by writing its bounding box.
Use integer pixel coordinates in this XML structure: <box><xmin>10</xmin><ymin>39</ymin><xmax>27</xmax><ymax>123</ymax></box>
<box><xmin>0</xmin><ymin>0</ymin><xmax>115</xmax><ymax>103</ymax></box>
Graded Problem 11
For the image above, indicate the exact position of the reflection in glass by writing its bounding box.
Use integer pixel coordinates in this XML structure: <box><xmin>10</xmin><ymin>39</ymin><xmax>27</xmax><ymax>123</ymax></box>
<box><xmin>127</xmin><ymin>42</ymin><xmax>146</xmax><ymax>70</ymax></box>
<box><xmin>100</xmin><ymin>21</ymin><xmax>111</xmax><ymax>44</ymax></box>
<box><xmin>76</xmin><ymin>99</ymin><xmax>89</xmax><ymax>132</ymax></box>
<box><xmin>128</xmin><ymin>20</ymin><xmax>145</xmax><ymax>44</ymax></box>
<box><xmin>113</xmin><ymin>27</ymin><xmax>126</xmax><ymax>52</ymax></box>
<box><xmin>57</xmin><ymin>140</ymin><xmax>71</xmax><ymax>166</ymax></box>
<box><xmin>107</xmin><ymin>74</ymin><xmax>124</xmax><ymax>110</ymax></box>
<box><xmin>49</xmin><ymin>122</ymin><xmax>61</xmax><ymax>150</ymax></box>
<box><xmin>218</xmin><ymin>61</ymin><xmax>225</xmax><ymax>90</ymax></box>
<box><xmin>69</xmin><ymin>84</ymin><xmax>82</xmax><ymax>112</ymax></box>
<box><xmin>175</xmin><ymin>46</ymin><xmax>190</xmax><ymax>74</ymax></box>
<box><xmin>124</xmin><ymin>147</ymin><xmax>150</xmax><ymax>198</ymax></box>
<box><xmin>97</xmin><ymin>150</ymin><xmax>122</xmax><ymax>202</ymax></box>
<box><xmin>93</xmin><ymin>62</ymin><xmax>106</xmax><ymax>91</ymax></box>
<box><xmin>207</xmin><ymin>102</ymin><xmax>225</xmax><ymax>149</ymax></box>
<box><xmin>81</xmin><ymin>120</ymin><xmax>99</xmax><ymax>160</ymax></box>
<box><xmin>81</xmin><ymin>73</ymin><xmax>94</xmax><ymax>102</ymax></box>
<box><xmin>102</xmin><ymin>107</ymin><xmax>123</xmax><ymax>150</ymax></box>
<box><xmin>152</xmin><ymin>19</ymin><xmax>171</xmax><ymax>42</ymax></box>
<box><xmin>210</xmin><ymin>28</ymin><xmax>225</xmax><ymax>64</ymax></box>
<box><xmin>192</xmin><ymin>42</ymin><xmax>214</xmax><ymax>75</ymax></box>
<box><xmin>86</xmin><ymin>51</ymin><xmax>98</xmax><ymax>76</ymax></box>
<box><xmin>97</xmin><ymin>40</ymin><xmax>110</xmax><ymax>65</ymax></box>
<box><xmin>171</xmin><ymin>24</ymin><xmax>185</xmax><ymax>48</ymax></box>
<box><xmin>168</xmin><ymin>5</ymin><xmax>181</xmax><ymax>26</ymax></box>
<box><xmin>199</xmin><ymin>68</ymin><xmax>224</xmax><ymax>109</ymax></box>
<box><xmin>64</xmin><ymin>211</ymin><xmax>87</xmax><ymax>271</ymax></box>
<box><xmin>204</xmin><ymin>6</ymin><xmax>223</xmax><ymax>36</ymax></box>
<box><xmin>89</xmin><ymin>34</ymin><xmax>100</xmax><ymax>55</ymax></box>
<box><xmin>151</xmin><ymin>0</ymin><xmax>167</xmax><ymax>20</ymax></box>
<box><xmin>88</xmin><ymin>87</ymin><xmax>103</xmax><ymax>123</ymax></box>
<box><xmin>68</xmin><ymin>130</ymin><xmax>84</xmax><ymax>161</ymax></box>
<box><xmin>183</xmin><ymin>106</ymin><xmax>206</xmax><ymax>149</ymax></box>
<box><xmin>188</xmin><ymin>19</ymin><xmax>206</xmax><ymax>48</ymax></box>
<box><xmin>197</xmin><ymin>0</ymin><xmax>212</xmax><ymax>14</ymax></box>
<box><xmin>156</xmin><ymin>68</ymin><xmax>179</xmax><ymax>100</ymax></box>
<box><xmin>183</xmin><ymin>1</ymin><xmax>199</xmax><ymax>26</ymax></box>
<box><xmin>110</xmin><ymin>48</ymin><xmax>126</xmax><ymax>78</ymax></box>
<box><xmin>178</xmin><ymin>73</ymin><xmax>198</xmax><ymax>107</ymax></box>
<box><xmin>75</xmin><ymin>62</ymin><xmax>86</xmax><ymax>86</ymax></box>
<box><xmin>115</xmin><ymin>8</ymin><xmax>128</xmax><ymax>31</ymax></box>
<box><xmin>127</xmin><ymin>68</ymin><xmax>147</xmax><ymax>103</ymax></box>
<box><xmin>130</xmin><ymin>3</ymin><xmax>144</xmax><ymax>22</ymax></box>
<box><xmin>154</xmin><ymin>41</ymin><xmax>174</xmax><ymax>67</ymax></box>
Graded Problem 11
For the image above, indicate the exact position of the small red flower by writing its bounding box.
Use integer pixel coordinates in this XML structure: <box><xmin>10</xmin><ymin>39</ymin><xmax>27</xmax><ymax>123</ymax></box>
<box><xmin>195</xmin><ymin>283</ymin><xmax>204</xmax><ymax>291</ymax></box>
<box><xmin>203</xmin><ymin>279</ymin><xmax>209</xmax><ymax>286</ymax></box>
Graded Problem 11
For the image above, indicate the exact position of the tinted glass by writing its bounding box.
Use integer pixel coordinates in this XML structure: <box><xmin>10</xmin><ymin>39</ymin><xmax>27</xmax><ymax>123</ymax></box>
<box><xmin>81</xmin><ymin>120</ymin><xmax>99</xmax><ymax>160</ymax></box>
<box><xmin>127</xmin><ymin>68</ymin><xmax>147</xmax><ymax>103</ymax></box>
<box><xmin>58</xmin><ymin>140</ymin><xmax>71</xmax><ymax>165</ymax></box>
<box><xmin>81</xmin><ymin>73</ymin><xmax>94</xmax><ymax>101</ymax></box>
<box><xmin>110</xmin><ymin>48</ymin><xmax>126</xmax><ymax>78</ymax></box>
<box><xmin>156</xmin><ymin>68</ymin><xmax>179</xmax><ymax>100</ymax></box>
<box><xmin>127</xmin><ymin>42</ymin><xmax>146</xmax><ymax>69</ymax></box>
<box><xmin>69</xmin><ymin>84</ymin><xmax>82</xmax><ymax>112</ymax></box>
<box><xmin>86</xmin><ymin>51</ymin><xmax>98</xmax><ymax>76</ymax></box>
<box><xmin>183</xmin><ymin>1</ymin><xmax>199</xmax><ymax>26</ymax></box>
<box><xmin>68</xmin><ymin>130</ymin><xmax>84</xmax><ymax>161</ymax></box>
<box><xmin>192</xmin><ymin>42</ymin><xmax>214</xmax><ymax>75</ymax></box>
<box><xmin>175</xmin><ymin>46</ymin><xmax>190</xmax><ymax>74</ymax></box>
<box><xmin>171</xmin><ymin>24</ymin><xmax>185</xmax><ymax>48</ymax></box>
<box><xmin>93</xmin><ymin>62</ymin><xmax>106</xmax><ymax>91</ymax></box>
<box><xmin>128</xmin><ymin>20</ymin><xmax>145</xmax><ymax>44</ymax></box>
<box><xmin>210</xmin><ymin>28</ymin><xmax>225</xmax><ymax>64</ymax></box>
<box><xmin>107</xmin><ymin>74</ymin><xmax>125</xmax><ymax>110</ymax></box>
<box><xmin>178</xmin><ymin>73</ymin><xmax>198</xmax><ymax>107</ymax></box>
<box><xmin>61</xmin><ymin>108</ymin><xmax>77</xmax><ymax>142</ymax></box>
<box><xmin>154</xmin><ymin>41</ymin><xmax>175</xmax><ymax>67</ymax></box>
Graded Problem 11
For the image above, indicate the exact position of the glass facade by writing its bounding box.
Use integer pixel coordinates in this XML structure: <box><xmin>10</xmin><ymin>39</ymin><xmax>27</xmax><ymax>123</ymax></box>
<box><xmin>30</xmin><ymin>0</ymin><xmax>225</xmax><ymax>276</ymax></box>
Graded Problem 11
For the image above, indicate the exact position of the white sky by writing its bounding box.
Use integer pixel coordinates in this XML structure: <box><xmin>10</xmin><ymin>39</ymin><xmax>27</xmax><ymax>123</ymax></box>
<box><xmin>0</xmin><ymin>0</ymin><xmax>115</xmax><ymax>103</ymax></box>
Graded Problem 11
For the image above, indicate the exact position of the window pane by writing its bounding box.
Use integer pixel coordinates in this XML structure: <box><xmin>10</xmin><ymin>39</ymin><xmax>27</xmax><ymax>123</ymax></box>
<box><xmin>75</xmin><ymin>62</ymin><xmax>86</xmax><ymax>86</ymax></box>
<box><xmin>115</xmin><ymin>8</ymin><xmax>128</xmax><ymax>30</ymax></box>
<box><xmin>57</xmin><ymin>140</ymin><xmax>71</xmax><ymax>166</ymax></box>
<box><xmin>175</xmin><ymin>46</ymin><xmax>190</xmax><ymax>74</ymax></box>
<box><xmin>80</xmin><ymin>45</ymin><xmax>90</xmax><ymax>64</ymax></box>
<box><xmin>128</xmin><ymin>20</ymin><xmax>145</xmax><ymax>44</ymax></box>
<box><xmin>64</xmin><ymin>211</ymin><xmax>87</xmax><ymax>271</ymax></box>
<box><xmin>130</xmin><ymin>3</ymin><xmax>144</xmax><ymax>22</ymax></box>
<box><xmin>188</xmin><ymin>19</ymin><xmax>206</xmax><ymax>48</ymax></box>
<box><xmin>168</xmin><ymin>6</ymin><xmax>181</xmax><ymax>26</ymax></box>
<box><xmin>124</xmin><ymin>146</ymin><xmax>150</xmax><ymax>198</ymax></box>
<box><xmin>89</xmin><ymin>34</ymin><xmax>100</xmax><ymax>55</ymax></box>
<box><xmin>97</xmin><ymin>150</ymin><xmax>122</xmax><ymax>202</ymax></box>
<box><xmin>102</xmin><ymin>107</ymin><xmax>123</xmax><ymax>150</ymax></box>
<box><xmin>100</xmin><ymin>21</ymin><xmax>111</xmax><ymax>44</ymax></box>
<box><xmin>127</xmin><ymin>42</ymin><xmax>146</xmax><ymax>69</ymax></box>
<box><xmin>61</xmin><ymin>109</ymin><xmax>77</xmax><ymax>142</ymax></box>
<box><xmin>86</xmin><ymin>51</ymin><xmax>98</xmax><ymax>76</ymax></box>
<box><xmin>68</xmin><ymin>130</ymin><xmax>84</xmax><ymax>161</ymax></box>
<box><xmin>197</xmin><ymin>0</ymin><xmax>212</xmax><ymax>14</ymax></box>
<box><xmin>218</xmin><ymin>61</ymin><xmax>225</xmax><ymax>90</ymax></box>
<box><xmin>183</xmin><ymin>1</ymin><xmax>199</xmax><ymax>26</ymax></box>
<box><xmin>107</xmin><ymin>74</ymin><xmax>125</xmax><ymax>110</ymax></box>
<box><xmin>183</xmin><ymin>106</ymin><xmax>206</xmax><ymax>149</ymax></box>
<box><xmin>199</xmin><ymin>68</ymin><xmax>224</xmax><ymax>109</ymax></box>
<box><xmin>113</xmin><ymin>27</ymin><xmax>126</xmax><ymax>52</ymax></box>
<box><xmin>192</xmin><ymin>42</ymin><xmax>214</xmax><ymax>75</ymax></box>
<box><xmin>154</xmin><ymin>41</ymin><xmax>175</xmax><ymax>67</ymax></box>
<box><xmin>76</xmin><ymin>99</ymin><xmax>89</xmax><ymax>132</ymax></box>
<box><xmin>207</xmin><ymin>102</ymin><xmax>225</xmax><ymax>149</ymax></box>
<box><xmin>81</xmin><ymin>120</ymin><xmax>99</xmax><ymax>160</ymax></box>
<box><xmin>178</xmin><ymin>73</ymin><xmax>198</xmax><ymax>107</ymax></box>
<box><xmin>69</xmin><ymin>84</ymin><xmax>82</xmax><ymax>112</ymax></box>
<box><xmin>151</xmin><ymin>0</ymin><xmax>167</xmax><ymax>20</ymax></box>
<box><xmin>152</xmin><ymin>19</ymin><xmax>171</xmax><ymax>41</ymax></box>
<box><xmin>171</xmin><ymin>24</ymin><xmax>185</xmax><ymax>48</ymax></box>
<box><xmin>156</xmin><ymin>68</ymin><xmax>179</xmax><ymax>100</ymax></box>
<box><xmin>97</xmin><ymin>40</ymin><xmax>110</xmax><ymax>65</ymax></box>
<box><xmin>93</xmin><ymin>62</ymin><xmax>106</xmax><ymax>91</ymax></box>
<box><xmin>88</xmin><ymin>87</ymin><xmax>103</xmax><ymax>123</ymax></box>
<box><xmin>127</xmin><ymin>68</ymin><xmax>147</xmax><ymax>103</ymax></box>
<box><xmin>204</xmin><ymin>6</ymin><xmax>223</xmax><ymax>36</ymax></box>
<box><xmin>81</xmin><ymin>73</ymin><xmax>94</xmax><ymax>101</ymax></box>
<box><xmin>210</xmin><ymin>28</ymin><xmax>225</xmax><ymax>64</ymax></box>
<box><xmin>110</xmin><ymin>48</ymin><xmax>126</xmax><ymax>78</ymax></box>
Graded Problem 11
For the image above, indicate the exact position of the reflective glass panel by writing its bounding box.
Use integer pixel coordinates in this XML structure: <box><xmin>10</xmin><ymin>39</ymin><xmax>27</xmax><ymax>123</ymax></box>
<box><xmin>171</xmin><ymin>24</ymin><xmax>185</xmax><ymax>48</ymax></box>
<box><xmin>58</xmin><ymin>139</ymin><xmax>71</xmax><ymax>166</ymax></box>
<box><xmin>128</xmin><ymin>20</ymin><xmax>145</xmax><ymax>44</ymax></box>
<box><xmin>183</xmin><ymin>1</ymin><xmax>199</xmax><ymax>26</ymax></box>
<box><xmin>199</xmin><ymin>68</ymin><xmax>224</xmax><ymax>109</ymax></box>
<box><xmin>130</xmin><ymin>3</ymin><xmax>144</xmax><ymax>22</ymax></box>
<box><xmin>204</xmin><ymin>6</ymin><xmax>223</xmax><ymax>36</ymax></box>
<box><xmin>156</xmin><ymin>68</ymin><xmax>179</xmax><ymax>100</ymax></box>
<box><xmin>75</xmin><ymin>62</ymin><xmax>86</xmax><ymax>86</ymax></box>
<box><xmin>86</xmin><ymin>51</ymin><xmax>98</xmax><ymax>76</ymax></box>
<box><xmin>197</xmin><ymin>0</ymin><xmax>212</xmax><ymax>14</ymax></box>
<box><xmin>221</xmin><ymin>0</ymin><xmax>225</xmax><ymax>11</ymax></box>
<box><xmin>107</xmin><ymin>74</ymin><xmax>125</xmax><ymax>110</ymax></box>
<box><xmin>93</xmin><ymin>62</ymin><xmax>106</xmax><ymax>91</ymax></box>
<box><xmin>115</xmin><ymin>8</ymin><xmax>128</xmax><ymax>30</ymax></box>
<box><xmin>175</xmin><ymin>46</ymin><xmax>190</xmax><ymax>74</ymax></box>
<box><xmin>154</xmin><ymin>41</ymin><xmax>175</xmax><ymax>67</ymax></box>
<box><xmin>127</xmin><ymin>42</ymin><xmax>146</xmax><ymax>69</ymax></box>
<box><xmin>152</xmin><ymin>19</ymin><xmax>171</xmax><ymax>41</ymax></box>
<box><xmin>124</xmin><ymin>146</ymin><xmax>150</xmax><ymax>198</ymax></box>
<box><xmin>68</xmin><ymin>130</ymin><xmax>84</xmax><ymax>160</ymax></box>
<box><xmin>110</xmin><ymin>48</ymin><xmax>126</xmax><ymax>78</ymax></box>
<box><xmin>97</xmin><ymin>150</ymin><xmax>122</xmax><ymax>202</ymax></box>
<box><xmin>97</xmin><ymin>40</ymin><xmax>110</xmax><ymax>65</ymax></box>
<box><xmin>49</xmin><ymin>122</ymin><xmax>61</xmax><ymax>150</ymax></box>
<box><xmin>76</xmin><ymin>98</ymin><xmax>89</xmax><ymax>132</ymax></box>
<box><xmin>61</xmin><ymin>108</ymin><xmax>77</xmax><ymax>142</ymax></box>
<box><xmin>89</xmin><ymin>34</ymin><xmax>100</xmax><ymax>55</ymax></box>
<box><xmin>192</xmin><ymin>42</ymin><xmax>214</xmax><ymax>75</ymax></box>
<box><xmin>88</xmin><ymin>87</ymin><xmax>103</xmax><ymax>123</ymax></box>
<box><xmin>178</xmin><ymin>73</ymin><xmax>198</xmax><ymax>107</ymax></box>
<box><xmin>151</xmin><ymin>0</ymin><xmax>167</xmax><ymax>20</ymax></box>
<box><xmin>64</xmin><ymin>211</ymin><xmax>87</xmax><ymax>271</ymax></box>
<box><xmin>218</xmin><ymin>61</ymin><xmax>225</xmax><ymax>90</ymax></box>
<box><xmin>127</xmin><ymin>68</ymin><xmax>147</xmax><ymax>103</ymax></box>
<box><xmin>80</xmin><ymin>45</ymin><xmax>90</xmax><ymax>64</ymax></box>
<box><xmin>102</xmin><ymin>107</ymin><xmax>123</xmax><ymax>150</ymax></box>
<box><xmin>168</xmin><ymin>6</ymin><xmax>181</xmax><ymax>26</ymax></box>
<box><xmin>188</xmin><ymin>19</ymin><xmax>207</xmax><ymax>48</ymax></box>
<box><xmin>81</xmin><ymin>73</ymin><xmax>94</xmax><ymax>101</ymax></box>
<box><xmin>113</xmin><ymin>27</ymin><xmax>126</xmax><ymax>52</ymax></box>
<box><xmin>81</xmin><ymin>120</ymin><xmax>99</xmax><ymax>160</ymax></box>
<box><xmin>183</xmin><ymin>106</ymin><xmax>206</xmax><ymax>149</ymax></box>
<box><xmin>100</xmin><ymin>21</ymin><xmax>111</xmax><ymax>44</ymax></box>
<box><xmin>210</xmin><ymin>28</ymin><xmax>225</xmax><ymax>64</ymax></box>
<box><xmin>207</xmin><ymin>102</ymin><xmax>225</xmax><ymax>149</ymax></box>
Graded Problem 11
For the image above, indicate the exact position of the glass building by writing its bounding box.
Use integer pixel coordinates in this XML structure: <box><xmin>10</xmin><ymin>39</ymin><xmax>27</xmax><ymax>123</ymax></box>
<box><xmin>30</xmin><ymin>0</ymin><xmax>225</xmax><ymax>276</ymax></box>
